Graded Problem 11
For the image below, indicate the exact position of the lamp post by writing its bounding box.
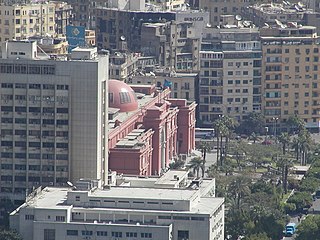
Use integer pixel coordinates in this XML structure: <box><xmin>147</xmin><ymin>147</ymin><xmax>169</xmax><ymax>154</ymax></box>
<box><xmin>272</xmin><ymin>117</ymin><xmax>279</xmax><ymax>139</ymax></box>
<box><xmin>265</xmin><ymin>126</ymin><xmax>269</xmax><ymax>142</ymax></box>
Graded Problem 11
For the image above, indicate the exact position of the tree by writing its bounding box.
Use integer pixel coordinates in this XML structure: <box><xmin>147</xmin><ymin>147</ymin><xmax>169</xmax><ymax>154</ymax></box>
<box><xmin>236</xmin><ymin>112</ymin><xmax>265</xmax><ymax>135</ymax></box>
<box><xmin>0</xmin><ymin>229</ymin><xmax>22</xmax><ymax>240</ymax></box>
<box><xmin>287</xmin><ymin>191</ymin><xmax>313</xmax><ymax>211</ymax></box>
<box><xmin>245</xmin><ymin>232</ymin><xmax>271</xmax><ymax>240</ymax></box>
<box><xmin>249</xmin><ymin>132</ymin><xmax>260</xmax><ymax>144</ymax></box>
<box><xmin>229</xmin><ymin>175</ymin><xmax>251</xmax><ymax>210</ymax></box>
<box><xmin>275</xmin><ymin>155</ymin><xmax>294</xmax><ymax>194</ymax></box>
<box><xmin>198</xmin><ymin>141</ymin><xmax>212</xmax><ymax>176</ymax></box>
<box><xmin>229</xmin><ymin>141</ymin><xmax>247</xmax><ymax>171</ymax></box>
<box><xmin>286</xmin><ymin>115</ymin><xmax>305</xmax><ymax>134</ymax></box>
<box><xmin>188</xmin><ymin>156</ymin><xmax>204</xmax><ymax>178</ymax></box>
<box><xmin>278</xmin><ymin>132</ymin><xmax>290</xmax><ymax>155</ymax></box>
<box><xmin>296</xmin><ymin>215</ymin><xmax>320</xmax><ymax>240</ymax></box>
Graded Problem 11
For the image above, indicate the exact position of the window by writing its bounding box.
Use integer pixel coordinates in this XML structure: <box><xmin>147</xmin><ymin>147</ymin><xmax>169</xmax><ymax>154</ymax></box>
<box><xmin>67</xmin><ymin>230</ymin><xmax>78</xmax><ymax>236</ymax></box>
<box><xmin>158</xmin><ymin>215</ymin><xmax>171</xmax><ymax>219</ymax></box>
<box><xmin>25</xmin><ymin>214</ymin><xmax>34</xmax><ymax>220</ymax></box>
<box><xmin>178</xmin><ymin>230</ymin><xmax>189</xmax><ymax>240</ymax></box>
<box><xmin>111</xmin><ymin>232</ymin><xmax>122</xmax><ymax>237</ymax></box>
<box><xmin>97</xmin><ymin>231</ymin><xmax>108</xmax><ymax>236</ymax></box>
<box><xmin>141</xmin><ymin>233</ymin><xmax>152</xmax><ymax>238</ymax></box>
<box><xmin>243</xmin><ymin>80</ymin><xmax>248</xmax><ymax>84</ymax></box>
<box><xmin>44</xmin><ymin>229</ymin><xmax>55</xmax><ymax>240</ymax></box>
<box><xmin>82</xmin><ymin>231</ymin><xmax>93</xmax><ymax>236</ymax></box>
<box><xmin>126</xmin><ymin>232</ymin><xmax>137</xmax><ymax>237</ymax></box>
<box><xmin>228</xmin><ymin>71</ymin><xmax>233</xmax><ymax>75</ymax></box>
<box><xmin>243</xmin><ymin>71</ymin><xmax>248</xmax><ymax>75</ymax></box>
<box><xmin>228</xmin><ymin>80</ymin><xmax>233</xmax><ymax>84</ymax></box>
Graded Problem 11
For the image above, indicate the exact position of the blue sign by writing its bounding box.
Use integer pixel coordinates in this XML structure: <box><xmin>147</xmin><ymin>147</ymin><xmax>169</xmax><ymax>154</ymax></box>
<box><xmin>66</xmin><ymin>25</ymin><xmax>85</xmax><ymax>53</ymax></box>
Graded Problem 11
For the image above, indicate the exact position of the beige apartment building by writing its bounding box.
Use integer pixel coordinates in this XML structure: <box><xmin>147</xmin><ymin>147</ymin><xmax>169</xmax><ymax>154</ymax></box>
<box><xmin>0</xmin><ymin>2</ymin><xmax>56</xmax><ymax>42</ymax></box>
<box><xmin>261</xmin><ymin>25</ymin><xmax>320</xmax><ymax>132</ymax></box>
<box><xmin>198</xmin><ymin>23</ymin><xmax>262</xmax><ymax>126</ymax></box>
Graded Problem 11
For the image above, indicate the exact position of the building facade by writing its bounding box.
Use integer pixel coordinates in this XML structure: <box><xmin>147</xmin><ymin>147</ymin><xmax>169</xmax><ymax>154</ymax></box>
<box><xmin>261</xmin><ymin>25</ymin><xmax>320</xmax><ymax>132</ymax></box>
<box><xmin>198</xmin><ymin>23</ymin><xmax>262</xmax><ymax>126</ymax></box>
<box><xmin>0</xmin><ymin>41</ymin><xmax>109</xmax><ymax>202</ymax></box>
<box><xmin>108</xmin><ymin>81</ymin><xmax>197</xmax><ymax>176</ymax></box>
<box><xmin>10</xmin><ymin>171</ymin><xmax>224</xmax><ymax>240</ymax></box>
<box><xmin>0</xmin><ymin>2</ymin><xmax>56</xmax><ymax>42</ymax></box>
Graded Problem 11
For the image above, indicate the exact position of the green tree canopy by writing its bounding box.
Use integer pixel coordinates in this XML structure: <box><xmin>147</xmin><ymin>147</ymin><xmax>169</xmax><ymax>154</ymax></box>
<box><xmin>236</xmin><ymin>112</ymin><xmax>265</xmax><ymax>135</ymax></box>
<box><xmin>296</xmin><ymin>215</ymin><xmax>320</xmax><ymax>240</ymax></box>
<box><xmin>0</xmin><ymin>229</ymin><xmax>22</xmax><ymax>240</ymax></box>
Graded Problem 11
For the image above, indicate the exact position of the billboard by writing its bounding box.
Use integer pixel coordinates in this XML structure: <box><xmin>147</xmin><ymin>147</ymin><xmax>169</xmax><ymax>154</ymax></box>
<box><xmin>66</xmin><ymin>25</ymin><xmax>86</xmax><ymax>53</ymax></box>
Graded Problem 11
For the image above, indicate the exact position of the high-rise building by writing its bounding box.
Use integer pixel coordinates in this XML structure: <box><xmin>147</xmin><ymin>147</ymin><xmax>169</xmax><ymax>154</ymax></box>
<box><xmin>0</xmin><ymin>1</ymin><xmax>73</xmax><ymax>42</ymax></box>
<box><xmin>0</xmin><ymin>2</ymin><xmax>56</xmax><ymax>42</ymax></box>
<box><xmin>0</xmin><ymin>41</ymin><xmax>109</xmax><ymax>203</ymax></box>
<box><xmin>261</xmin><ymin>25</ymin><xmax>320</xmax><ymax>132</ymax></box>
<box><xmin>198</xmin><ymin>22</ymin><xmax>262</xmax><ymax>126</ymax></box>
<box><xmin>10</xmin><ymin>170</ymin><xmax>224</xmax><ymax>240</ymax></box>
<box><xmin>199</xmin><ymin>0</ymin><xmax>255</xmax><ymax>26</ymax></box>
<box><xmin>141</xmin><ymin>21</ymin><xmax>201</xmax><ymax>73</ymax></box>
<box><xmin>243</xmin><ymin>2</ymin><xmax>320</xmax><ymax>34</ymax></box>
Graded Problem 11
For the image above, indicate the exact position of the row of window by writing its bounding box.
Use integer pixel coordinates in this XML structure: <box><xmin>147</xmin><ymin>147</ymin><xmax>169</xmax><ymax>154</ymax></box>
<box><xmin>1</xmin><ymin>152</ymin><xmax>68</xmax><ymax>160</ymax></box>
<box><xmin>2</xmin><ymin>129</ymin><xmax>68</xmax><ymax>136</ymax></box>
<box><xmin>66</xmin><ymin>230</ymin><xmax>152</xmax><ymax>238</ymax></box>
<box><xmin>1</xmin><ymin>164</ymin><xmax>67</xmax><ymax>171</ymax></box>
<box><xmin>266</xmin><ymin>47</ymin><xmax>319</xmax><ymax>54</ymax></box>
<box><xmin>0</xmin><ymin>65</ymin><xmax>56</xmax><ymax>75</ymax></box>
<box><xmin>1</xmin><ymin>95</ymin><xmax>68</xmax><ymax>102</ymax></box>
<box><xmin>1</xmin><ymin>141</ymin><xmax>68</xmax><ymax>148</ymax></box>
<box><xmin>1</xmin><ymin>106</ymin><xmax>68</xmax><ymax>113</ymax></box>
<box><xmin>1</xmin><ymin>176</ymin><xmax>67</xmax><ymax>182</ymax></box>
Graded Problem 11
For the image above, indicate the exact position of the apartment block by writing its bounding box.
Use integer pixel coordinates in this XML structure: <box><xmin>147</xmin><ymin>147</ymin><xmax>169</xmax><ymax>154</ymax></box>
<box><xmin>243</xmin><ymin>2</ymin><xmax>320</xmax><ymax>34</ymax></box>
<box><xmin>0</xmin><ymin>2</ymin><xmax>56</xmax><ymax>42</ymax></box>
<box><xmin>131</xmin><ymin>71</ymin><xmax>197</xmax><ymax>101</ymax></box>
<box><xmin>199</xmin><ymin>0</ymin><xmax>256</xmax><ymax>26</ymax></box>
<box><xmin>0</xmin><ymin>41</ymin><xmax>109</xmax><ymax>202</ymax></box>
<box><xmin>198</xmin><ymin>22</ymin><xmax>262</xmax><ymax>126</ymax></box>
<box><xmin>261</xmin><ymin>25</ymin><xmax>320</xmax><ymax>132</ymax></box>
<box><xmin>141</xmin><ymin>21</ymin><xmax>200</xmax><ymax>72</ymax></box>
<box><xmin>10</xmin><ymin>171</ymin><xmax>224</xmax><ymax>240</ymax></box>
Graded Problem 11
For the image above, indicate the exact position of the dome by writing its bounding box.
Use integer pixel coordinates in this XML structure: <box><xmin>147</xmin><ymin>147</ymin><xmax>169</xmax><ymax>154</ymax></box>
<box><xmin>108</xmin><ymin>80</ymin><xmax>138</xmax><ymax>112</ymax></box>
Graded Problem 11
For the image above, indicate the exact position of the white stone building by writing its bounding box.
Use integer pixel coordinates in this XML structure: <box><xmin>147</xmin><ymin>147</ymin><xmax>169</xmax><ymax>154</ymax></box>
<box><xmin>10</xmin><ymin>170</ymin><xmax>224</xmax><ymax>240</ymax></box>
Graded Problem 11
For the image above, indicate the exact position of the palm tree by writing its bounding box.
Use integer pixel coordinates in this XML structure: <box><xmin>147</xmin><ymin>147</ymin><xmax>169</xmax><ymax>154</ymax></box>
<box><xmin>189</xmin><ymin>156</ymin><xmax>204</xmax><ymax>178</ymax></box>
<box><xmin>228</xmin><ymin>175</ymin><xmax>251</xmax><ymax>210</ymax></box>
<box><xmin>249</xmin><ymin>132</ymin><xmax>260</xmax><ymax>144</ymax></box>
<box><xmin>276</xmin><ymin>155</ymin><xmax>294</xmax><ymax>194</ymax></box>
<box><xmin>297</xmin><ymin>129</ymin><xmax>312</xmax><ymax>165</ymax></box>
<box><xmin>291</xmin><ymin>137</ymin><xmax>300</xmax><ymax>161</ymax></box>
<box><xmin>278</xmin><ymin>132</ymin><xmax>290</xmax><ymax>155</ymax></box>
<box><xmin>198</xmin><ymin>141</ymin><xmax>212</xmax><ymax>176</ymax></box>
<box><xmin>213</xmin><ymin>118</ymin><xmax>225</xmax><ymax>166</ymax></box>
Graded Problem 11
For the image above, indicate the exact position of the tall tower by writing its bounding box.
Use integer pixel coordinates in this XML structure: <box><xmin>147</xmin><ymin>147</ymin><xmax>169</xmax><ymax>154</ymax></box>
<box><xmin>0</xmin><ymin>41</ymin><xmax>109</xmax><ymax>202</ymax></box>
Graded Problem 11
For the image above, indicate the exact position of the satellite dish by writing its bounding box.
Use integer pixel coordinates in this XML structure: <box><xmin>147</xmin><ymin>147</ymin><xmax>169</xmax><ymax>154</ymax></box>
<box><xmin>120</xmin><ymin>35</ymin><xmax>126</xmax><ymax>41</ymax></box>
<box><xmin>264</xmin><ymin>23</ymin><xmax>270</xmax><ymax>27</ymax></box>
<box><xmin>67</xmin><ymin>181</ymin><xmax>74</xmax><ymax>187</ymax></box>
<box><xmin>294</xmin><ymin>5</ymin><xmax>301</xmax><ymax>11</ymax></box>
<box><xmin>235</xmin><ymin>15</ymin><xmax>242</xmax><ymax>21</ymax></box>
<box><xmin>243</xmin><ymin>21</ymin><xmax>250</xmax><ymax>27</ymax></box>
<box><xmin>206</xmin><ymin>23</ymin><xmax>212</xmax><ymax>27</ymax></box>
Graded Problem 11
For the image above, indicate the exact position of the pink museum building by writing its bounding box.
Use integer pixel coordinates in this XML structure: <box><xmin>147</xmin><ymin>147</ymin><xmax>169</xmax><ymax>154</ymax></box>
<box><xmin>108</xmin><ymin>80</ymin><xmax>197</xmax><ymax>176</ymax></box>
